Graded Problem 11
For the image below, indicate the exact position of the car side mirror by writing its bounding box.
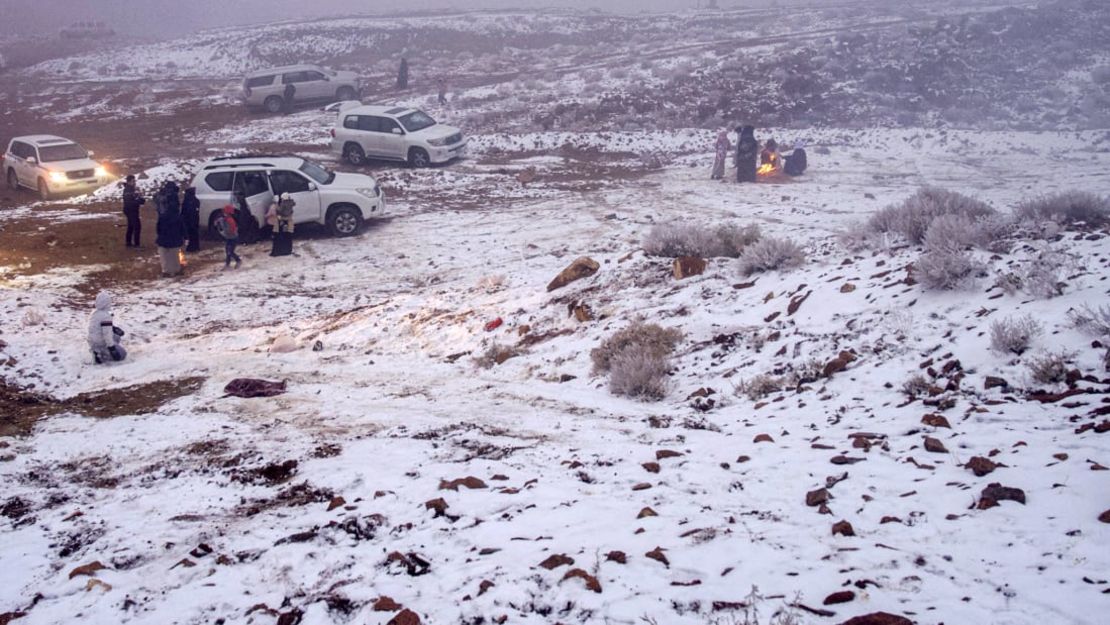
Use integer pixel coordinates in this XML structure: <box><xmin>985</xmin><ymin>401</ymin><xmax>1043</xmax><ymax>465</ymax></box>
<box><xmin>308</xmin><ymin>182</ymin><xmax>317</xmax><ymax>191</ymax></box>
<box><xmin>87</xmin><ymin>151</ymin><xmax>95</xmax><ymax>157</ymax></box>
<box><xmin>27</xmin><ymin>157</ymin><xmax>37</xmax><ymax>165</ymax></box>
<box><xmin>391</xmin><ymin>128</ymin><xmax>403</xmax><ymax>135</ymax></box>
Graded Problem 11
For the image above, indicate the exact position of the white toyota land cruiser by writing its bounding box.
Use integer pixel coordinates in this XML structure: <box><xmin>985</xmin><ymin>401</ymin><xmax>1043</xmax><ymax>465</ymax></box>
<box><xmin>3</xmin><ymin>135</ymin><xmax>112</xmax><ymax>200</ymax></box>
<box><xmin>331</xmin><ymin>105</ymin><xmax>467</xmax><ymax>168</ymax></box>
<box><xmin>191</xmin><ymin>155</ymin><xmax>384</xmax><ymax>237</ymax></box>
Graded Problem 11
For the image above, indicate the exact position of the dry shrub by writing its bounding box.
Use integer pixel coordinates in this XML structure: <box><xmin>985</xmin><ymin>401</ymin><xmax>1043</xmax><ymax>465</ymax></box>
<box><xmin>643</xmin><ymin>222</ymin><xmax>761</xmax><ymax>258</ymax></box>
<box><xmin>902</xmin><ymin>374</ymin><xmax>931</xmax><ymax>398</ymax></box>
<box><xmin>735</xmin><ymin>373</ymin><xmax>783</xmax><ymax>400</ymax></box>
<box><xmin>591</xmin><ymin>320</ymin><xmax>682</xmax><ymax>374</ymax></box>
<box><xmin>1068</xmin><ymin>303</ymin><xmax>1110</xmax><ymax>338</ymax></box>
<box><xmin>868</xmin><ymin>187</ymin><xmax>996</xmax><ymax>245</ymax></box>
<box><xmin>989</xmin><ymin>314</ymin><xmax>1043</xmax><ymax>355</ymax></box>
<box><xmin>474</xmin><ymin>344</ymin><xmax>521</xmax><ymax>369</ymax></box>
<box><xmin>737</xmin><ymin>237</ymin><xmax>806</xmax><ymax>275</ymax></box>
<box><xmin>1019</xmin><ymin>247</ymin><xmax>1073</xmax><ymax>299</ymax></box>
<box><xmin>607</xmin><ymin>344</ymin><xmax>670</xmax><ymax>400</ymax></box>
<box><xmin>914</xmin><ymin>248</ymin><xmax>985</xmax><ymax>290</ymax></box>
<box><xmin>1014</xmin><ymin>191</ymin><xmax>1109</xmax><ymax>228</ymax></box>
<box><xmin>924</xmin><ymin>213</ymin><xmax>1015</xmax><ymax>253</ymax></box>
<box><xmin>1026</xmin><ymin>350</ymin><xmax>1073</xmax><ymax>385</ymax></box>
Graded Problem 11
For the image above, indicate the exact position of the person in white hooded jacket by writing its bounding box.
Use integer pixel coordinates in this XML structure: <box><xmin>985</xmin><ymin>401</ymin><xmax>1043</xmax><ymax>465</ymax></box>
<box><xmin>87</xmin><ymin>291</ymin><xmax>127</xmax><ymax>364</ymax></box>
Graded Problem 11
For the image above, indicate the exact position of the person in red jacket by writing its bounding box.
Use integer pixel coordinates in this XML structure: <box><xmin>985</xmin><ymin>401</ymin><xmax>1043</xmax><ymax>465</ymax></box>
<box><xmin>215</xmin><ymin>205</ymin><xmax>242</xmax><ymax>269</ymax></box>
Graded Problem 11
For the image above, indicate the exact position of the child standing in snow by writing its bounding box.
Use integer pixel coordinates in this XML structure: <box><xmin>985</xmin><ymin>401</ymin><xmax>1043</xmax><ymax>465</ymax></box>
<box><xmin>215</xmin><ymin>205</ymin><xmax>242</xmax><ymax>270</ymax></box>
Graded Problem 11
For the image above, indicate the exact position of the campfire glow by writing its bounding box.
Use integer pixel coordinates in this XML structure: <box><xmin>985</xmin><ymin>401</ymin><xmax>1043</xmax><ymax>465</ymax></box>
<box><xmin>178</xmin><ymin>249</ymin><xmax>188</xmax><ymax>267</ymax></box>
<box><xmin>757</xmin><ymin>162</ymin><xmax>777</xmax><ymax>176</ymax></box>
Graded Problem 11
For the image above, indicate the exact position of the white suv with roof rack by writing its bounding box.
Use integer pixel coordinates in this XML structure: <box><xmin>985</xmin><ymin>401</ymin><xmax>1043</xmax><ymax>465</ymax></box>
<box><xmin>331</xmin><ymin>105</ymin><xmax>467</xmax><ymax>168</ymax></box>
<box><xmin>3</xmin><ymin>135</ymin><xmax>111</xmax><ymax>200</ymax></box>
<box><xmin>242</xmin><ymin>64</ymin><xmax>361</xmax><ymax>114</ymax></box>
<box><xmin>191</xmin><ymin>155</ymin><xmax>384</xmax><ymax>237</ymax></box>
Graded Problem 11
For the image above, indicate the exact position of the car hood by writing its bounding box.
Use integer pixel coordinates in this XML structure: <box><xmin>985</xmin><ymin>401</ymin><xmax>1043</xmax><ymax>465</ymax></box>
<box><xmin>328</xmin><ymin>172</ymin><xmax>378</xmax><ymax>189</ymax></box>
<box><xmin>333</xmin><ymin>70</ymin><xmax>359</xmax><ymax>82</ymax></box>
<box><xmin>43</xmin><ymin>157</ymin><xmax>99</xmax><ymax>171</ymax></box>
<box><xmin>408</xmin><ymin>124</ymin><xmax>462</xmax><ymax>141</ymax></box>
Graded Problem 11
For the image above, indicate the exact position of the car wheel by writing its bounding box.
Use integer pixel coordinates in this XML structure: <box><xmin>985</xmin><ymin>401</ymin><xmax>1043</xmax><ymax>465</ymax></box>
<box><xmin>328</xmin><ymin>205</ymin><xmax>362</xmax><ymax>237</ymax></box>
<box><xmin>336</xmin><ymin>86</ymin><xmax>356</xmax><ymax>101</ymax></box>
<box><xmin>37</xmin><ymin>178</ymin><xmax>51</xmax><ymax>201</ymax></box>
<box><xmin>264</xmin><ymin>96</ymin><xmax>283</xmax><ymax>114</ymax></box>
<box><xmin>6</xmin><ymin>169</ymin><xmax>17</xmax><ymax>191</ymax></box>
<box><xmin>409</xmin><ymin>148</ymin><xmax>430</xmax><ymax>169</ymax></box>
<box><xmin>344</xmin><ymin>143</ymin><xmax>366</xmax><ymax>166</ymax></box>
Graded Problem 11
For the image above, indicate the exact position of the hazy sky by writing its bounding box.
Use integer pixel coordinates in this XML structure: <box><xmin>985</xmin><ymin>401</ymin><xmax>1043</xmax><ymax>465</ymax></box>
<box><xmin>0</xmin><ymin>0</ymin><xmax>759</xmax><ymax>36</ymax></box>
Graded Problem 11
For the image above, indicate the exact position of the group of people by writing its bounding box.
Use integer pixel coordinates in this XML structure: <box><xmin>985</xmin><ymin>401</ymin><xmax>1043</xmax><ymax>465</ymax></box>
<box><xmin>712</xmin><ymin>125</ymin><xmax>808</xmax><ymax>182</ymax></box>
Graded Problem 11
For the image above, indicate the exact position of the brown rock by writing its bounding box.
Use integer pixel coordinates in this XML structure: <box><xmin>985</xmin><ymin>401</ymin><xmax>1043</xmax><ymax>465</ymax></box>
<box><xmin>1052</xmin><ymin>453</ymin><xmax>1068</xmax><ymax>461</ymax></box>
<box><xmin>880</xmin><ymin>516</ymin><xmax>902</xmax><ymax>524</ymax></box>
<box><xmin>606</xmin><ymin>550</ymin><xmax>627</xmax><ymax>564</ymax></box>
<box><xmin>923</xmin><ymin>437</ymin><xmax>948</xmax><ymax>453</ymax></box>
<box><xmin>965</xmin><ymin>456</ymin><xmax>997</xmax><ymax>477</ymax></box>
<box><xmin>631</xmin><ymin>482</ymin><xmax>653</xmax><ymax>491</ymax></box>
<box><xmin>538</xmin><ymin>554</ymin><xmax>575</xmax><ymax>570</ymax></box>
<box><xmin>547</xmin><ymin>257</ymin><xmax>600</xmax><ymax>292</ymax></box>
<box><xmin>562</xmin><ymin>568</ymin><xmax>602</xmax><ymax>593</ymax></box>
<box><xmin>823</xmin><ymin>351</ymin><xmax>857</xmax><ymax>378</ymax></box>
<box><xmin>1099</xmin><ymin>509</ymin><xmax>1110</xmax><ymax>523</ymax></box>
<box><xmin>656</xmin><ymin>449</ymin><xmax>683</xmax><ymax>460</ymax></box>
<box><xmin>327</xmin><ymin>496</ymin><xmax>346</xmax><ymax>512</ymax></box>
<box><xmin>840</xmin><ymin>283</ymin><xmax>857</xmax><ymax>293</ymax></box>
<box><xmin>984</xmin><ymin>376</ymin><xmax>1009</xmax><ymax>390</ymax></box>
<box><xmin>806</xmin><ymin>488</ymin><xmax>831</xmax><ymax>507</ymax></box>
<box><xmin>673</xmin><ymin>256</ymin><xmax>707</xmax><ymax>280</ymax></box>
<box><xmin>642</xmin><ymin>462</ymin><xmax>661</xmax><ymax>473</ymax></box>
<box><xmin>645</xmin><ymin>547</ymin><xmax>670</xmax><ymax>567</ymax></box>
<box><xmin>921</xmin><ymin>414</ymin><xmax>951</xmax><ymax>428</ymax></box>
<box><xmin>977</xmin><ymin>483</ymin><xmax>1026</xmax><ymax>509</ymax></box>
<box><xmin>438</xmin><ymin>476</ymin><xmax>488</xmax><ymax>491</ymax></box>
<box><xmin>571</xmin><ymin>303</ymin><xmax>593</xmax><ymax>323</ymax></box>
<box><xmin>69</xmin><ymin>561</ymin><xmax>107</xmax><ymax>579</ymax></box>
<box><xmin>638</xmin><ymin>507</ymin><xmax>658</xmax><ymax>519</ymax></box>
<box><xmin>478</xmin><ymin>580</ymin><xmax>495</xmax><ymax>596</ymax></box>
<box><xmin>387</xmin><ymin>609</ymin><xmax>421</xmax><ymax>625</ymax></box>
<box><xmin>753</xmin><ymin>433</ymin><xmax>774</xmax><ymax>443</ymax></box>
<box><xmin>373</xmin><ymin>597</ymin><xmax>402</xmax><ymax>612</ymax></box>
<box><xmin>831</xmin><ymin>455</ymin><xmax>866</xmax><ymax>465</ymax></box>
<box><xmin>824</xmin><ymin>590</ymin><xmax>856</xmax><ymax>605</ymax></box>
<box><xmin>831</xmin><ymin>520</ymin><xmax>855</xmax><ymax>537</ymax></box>
<box><xmin>424</xmin><ymin>498</ymin><xmax>449</xmax><ymax>517</ymax></box>
<box><xmin>735</xmin><ymin>455</ymin><xmax>751</xmax><ymax>463</ymax></box>
<box><xmin>838</xmin><ymin>612</ymin><xmax>914</xmax><ymax>625</ymax></box>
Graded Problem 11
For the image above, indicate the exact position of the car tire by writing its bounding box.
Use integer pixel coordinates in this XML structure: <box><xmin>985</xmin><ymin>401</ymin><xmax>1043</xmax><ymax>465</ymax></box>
<box><xmin>6</xmin><ymin>168</ymin><xmax>17</xmax><ymax>191</ymax></box>
<box><xmin>343</xmin><ymin>143</ymin><xmax>366</xmax><ymax>166</ymax></box>
<box><xmin>264</xmin><ymin>96</ymin><xmax>284</xmax><ymax>114</ymax></box>
<box><xmin>336</xmin><ymin>86</ymin><xmax>356</xmax><ymax>101</ymax></box>
<box><xmin>327</xmin><ymin>205</ymin><xmax>362</xmax><ymax>237</ymax></box>
<box><xmin>408</xmin><ymin>148</ymin><xmax>430</xmax><ymax>169</ymax></box>
<box><xmin>37</xmin><ymin>178</ymin><xmax>51</xmax><ymax>201</ymax></box>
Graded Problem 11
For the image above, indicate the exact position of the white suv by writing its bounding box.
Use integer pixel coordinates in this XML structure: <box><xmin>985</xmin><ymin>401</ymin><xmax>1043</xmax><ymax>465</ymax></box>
<box><xmin>243</xmin><ymin>64</ymin><xmax>361</xmax><ymax>114</ymax></box>
<box><xmin>331</xmin><ymin>105</ymin><xmax>467</xmax><ymax>168</ymax></box>
<box><xmin>3</xmin><ymin>135</ymin><xmax>111</xmax><ymax>200</ymax></box>
<box><xmin>191</xmin><ymin>155</ymin><xmax>384</xmax><ymax>237</ymax></box>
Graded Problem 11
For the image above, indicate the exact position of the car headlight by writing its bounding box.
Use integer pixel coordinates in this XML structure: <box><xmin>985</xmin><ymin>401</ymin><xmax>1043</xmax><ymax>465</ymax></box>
<box><xmin>95</xmin><ymin>166</ymin><xmax>108</xmax><ymax>178</ymax></box>
<box><xmin>356</xmin><ymin>186</ymin><xmax>379</xmax><ymax>198</ymax></box>
<box><xmin>49</xmin><ymin>171</ymin><xmax>67</xmax><ymax>184</ymax></box>
<box><xmin>427</xmin><ymin>137</ymin><xmax>449</xmax><ymax>147</ymax></box>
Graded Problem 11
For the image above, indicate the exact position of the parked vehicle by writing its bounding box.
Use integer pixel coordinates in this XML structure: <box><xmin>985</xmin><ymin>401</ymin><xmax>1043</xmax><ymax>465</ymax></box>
<box><xmin>3</xmin><ymin>135</ymin><xmax>111</xmax><ymax>200</ymax></box>
<box><xmin>331</xmin><ymin>105</ymin><xmax>467</xmax><ymax>168</ymax></box>
<box><xmin>242</xmin><ymin>64</ymin><xmax>361</xmax><ymax>114</ymax></box>
<box><xmin>191</xmin><ymin>155</ymin><xmax>385</xmax><ymax>237</ymax></box>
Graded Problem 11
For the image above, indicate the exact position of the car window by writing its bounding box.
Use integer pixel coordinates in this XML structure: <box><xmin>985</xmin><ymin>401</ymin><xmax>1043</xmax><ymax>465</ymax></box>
<box><xmin>282</xmin><ymin>72</ymin><xmax>304</xmax><ymax>84</ymax></box>
<box><xmin>304</xmin><ymin>71</ymin><xmax>326</xmax><ymax>81</ymax></box>
<box><xmin>10</xmin><ymin>142</ymin><xmax>28</xmax><ymax>158</ymax></box>
<box><xmin>38</xmin><ymin>143</ymin><xmax>89</xmax><ymax>162</ymax></box>
<box><xmin>269</xmin><ymin>170</ymin><xmax>311</xmax><ymax>195</ymax></box>
<box><xmin>398</xmin><ymin>110</ymin><xmax>437</xmax><ymax>132</ymax></box>
<box><xmin>357</xmin><ymin>116</ymin><xmax>380</xmax><ymax>132</ymax></box>
<box><xmin>246</xmin><ymin>75</ymin><xmax>275</xmax><ymax>88</ymax></box>
<box><xmin>233</xmin><ymin>170</ymin><xmax>270</xmax><ymax>197</ymax></box>
<box><xmin>298</xmin><ymin>160</ymin><xmax>335</xmax><ymax>185</ymax></box>
<box><xmin>379</xmin><ymin>118</ymin><xmax>402</xmax><ymax>134</ymax></box>
<box><xmin>343</xmin><ymin>115</ymin><xmax>360</xmax><ymax>130</ymax></box>
<box><xmin>205</xmin><ymin>172</ymin><xmax>234</xmax><ymax>192</ymax></box>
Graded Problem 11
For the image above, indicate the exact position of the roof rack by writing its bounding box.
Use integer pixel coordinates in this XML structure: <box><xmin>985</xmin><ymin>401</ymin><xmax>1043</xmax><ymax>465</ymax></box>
<box><xmin>209</xmin><ymin>154</ymin><xmax>291</xmax><ymax>161</ymax></box>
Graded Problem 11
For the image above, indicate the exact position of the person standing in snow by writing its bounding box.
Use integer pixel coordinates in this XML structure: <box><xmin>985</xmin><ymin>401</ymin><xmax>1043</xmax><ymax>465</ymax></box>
<box><xmin>283</xmin><ymin>82</ymin><xmax>296</xmax><ymax>115</ymax></box>
<box><xmin>216</xmin><ymin>204</ymin><xmax>242</xmax><ymax>269</ymax></box>
<box><xmin>155</xmin><ymin>181</ymin><xmax>185</xmax><ymax>277</ymax></box>
<box><xmin>233</xmin><ymin>189</ymin><xmax>260</xmax><ymax>245</ymax></box>
<box><xmin>397</xmin><ymin>57</ymin><xmax>409</xmax><ymax>90</ymax></box>
<box><xmin>437</xmin><ymin>78</ymin><xmax>448</xmax><ymax>105</ymax></box>
<box><xmin>121</xmin><ymin>174</ymin><xmax>145</xmax><ymax>247</ymax></box>
<box><xmin>87</xmin><ymin>291</ymin><xmax>127</xmax><ymax>364</ymax></box>
<box><xmin>181</xmin><ymin>185</ymin><xmax>201</xmax><ymax>252</ymax></box>
<box><xmin>267</xmin><ymin>192</ymin><xmax>296</xmax><ymax>257</ymax></box>
<box><xmin>711</xmin><ymin>129</ymin><xmax>731</xmax><ymax>180</ymax></box>
<box><xmin>735</xmin><ymin>125</ymin><xmax>759</xmax><ymax>183</ymax></box>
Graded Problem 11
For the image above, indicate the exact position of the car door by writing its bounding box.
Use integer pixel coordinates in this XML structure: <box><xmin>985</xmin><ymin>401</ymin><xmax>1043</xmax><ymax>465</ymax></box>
<box><xmin>232</xmin><ymin>170</ymin><xmax>274</xmax><ymax>223</ymax></box>
<box><xmin>356</xmin><ymin>116</ymin><xmax>383</xmax><ymax>156</ymax></box>
<box><xmin>282</xmin><ymin>72</ymin><xmax>304</xmax><ymax>102</ymax></box>
<box><xmin>377</xmin><ymin>117</ymin><xmax>407</xmax><ymax>161</ymax></box>
<box><xmin>301</xmin><ymin>70</ymin><xmax>330</xmax><ymax>100</ymax></box>
<box><xmin>11</xmin><ymin>142</ymin><xmax>32</xmax><ymax>186</ymax></box>
<box><xmin>268</xmin><ymin>169</ymin><xmax>321</xmax><ymax>224</ymax></box>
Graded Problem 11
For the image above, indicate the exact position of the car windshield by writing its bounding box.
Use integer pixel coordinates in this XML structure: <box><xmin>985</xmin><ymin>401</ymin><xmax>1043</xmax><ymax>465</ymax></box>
<box><xmin>398</xmin><ymin>111</ymin><xmax>437</xmax><ymax>133</ymax></box>
<box><xmin>38</xmin><ymin>143</ymin><xmax>89</xmax><ymax>162</ymax></box>
<box><xmin>299</xmin><ymin>159</ymin><xmax>335</xmax><ymax>185</ymax></box>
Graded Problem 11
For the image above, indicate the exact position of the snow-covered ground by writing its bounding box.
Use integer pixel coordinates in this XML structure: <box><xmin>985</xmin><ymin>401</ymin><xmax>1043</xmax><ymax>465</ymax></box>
<box><xmin>2</xmin><ymin>126</ymin><xmax>1108</xmax><ymax>625</ymax></box>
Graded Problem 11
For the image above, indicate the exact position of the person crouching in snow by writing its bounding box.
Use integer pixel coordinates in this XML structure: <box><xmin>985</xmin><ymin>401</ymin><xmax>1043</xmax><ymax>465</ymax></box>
<box><xmin>760</xmin><ymin>138</ymin><xmax>782</xmax><ymax>174</ymax></box>
<box><xmin>88</xmin><ymin>291</ymin><xmax>127</xmax><ymax>364</ymax></box>
<box><xmin>711</xmin><ymin>129</ymin><xmax>731</xmax><ymax>180</ymax></box>
<box><xmin>267</xmin><ymin>192</ymin><xmax>296</xmax><ymax>257</ymax></box>
<box><xmin>215</xmin><ymin>205</ymin><xmax>242</xmax><ymax>269</ymax></box>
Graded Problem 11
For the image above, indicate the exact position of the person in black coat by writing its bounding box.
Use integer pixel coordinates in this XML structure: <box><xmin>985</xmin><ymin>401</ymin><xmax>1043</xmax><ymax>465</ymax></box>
<box><xmin>784</xmin><ymin>143</ymin><xmax>808</xmax><ymax>177</ymax></box>
<box><xmin>121</xmin><ymin>174</ymin><xmax>145</xmax><ymax>247</ymax></box>
<box><xmin>181</xmin><ymin>186</ymin><xmax>201</xmax><ymax>252</ymax></box>
<box><xmin>283</xmin><ymin>82</ymin><xmax>296</xmax><ymax>114</ymax></box>
<box><xmin>155</xmin><ymin>181</ymin><xmax>186</xmax><ymax>276</ymax></box>
<box><xmin>234</xmin><ymin>189</ymin><xmax>259</xmax><ymax>244</ymax></box>
<box><xmin>735</xmin><ymin>125</ymin><xmax>759</xmax><ymax>183</ymax></box>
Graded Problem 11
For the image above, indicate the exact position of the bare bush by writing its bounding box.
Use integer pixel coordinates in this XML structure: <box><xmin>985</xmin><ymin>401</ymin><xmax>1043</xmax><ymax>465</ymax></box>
<box><xmin>735</xmin><ymin>374</ymin><xmax>784</xmax><ymax>400</ymax></box>
<box><xmin>989</xmin><ymin>314</ymin><xmax>1043</xmax><ymax>355</ymax></box>
<box><xmin>643</xmin><ymin>222</ymin><xmax>761</xmax><ymax>258</ymax></box>
<box><xmin>1026</xmin><ymin>350</ymin><xmax>1073</xmax><ymax>385</ymax></box>
<box><xmin>868</xmin><ymin>187</ymin><xmax>996</xmax><ymax>244</ymax></box>
<box><xmin>925</xmin><ymin>213</ymin><xmax>1016</xmax><ymax>253</ymax></box>
<box><xmin>1068</xmin><ymin>303</ymin><xmax>1110</xmax><ymax>338</ymax></box>
<box><xmin>1014</xmin><ymin>191</ymin><xmax>1109</xmax><ymax>228</ymax></box>
<box><xmin>474</xmin><ymin>344</ymin><xmax>522</xmax><ymax>369</ymax></box>
<box><xmin>1020</xmin><ymin>247</ymin><xmax>1073</xmax><ymax>299</ymax></box>
<box><xmin>591</xmin><ymin>321</ymin><xmax>682</xmax><ymax>374</ymax></box>
<box><xmin>714</xmin><ymin>224</ymin><xmax>763</xmax><ymax>258</ymax></box>
<box><xmin>914</xmin><ymin>248</ymin><xmax>985</xmax><ymax>290</ymax></box>
<box><xmin>737</xmin><ymin>237</ymin><xmax>806</xmax><ymax>275</ymax></box>
<box><xmin>902</xmin><ymin>374</ymin><xmax>932</xmax><ymax>398</ymax></box>
<box><xmin>608</xmin><ymin>344</ymin><xmax>671</xmax><ymax>400</ymax></box>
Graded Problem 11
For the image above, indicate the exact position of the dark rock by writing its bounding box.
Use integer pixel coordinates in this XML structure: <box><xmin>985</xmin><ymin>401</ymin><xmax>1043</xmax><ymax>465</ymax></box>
<box><xmin>831</xmin><ymin>520</ymin><xmax>855</xmax><ymax>537</ymax></box>
<box><xmin>977</xmin><ymin>483</ymin><xmax>1026</xmax><ymax>509</ymax></box>
<box><xmin>806</xmin><ymin>488</ymin><xmax>831</xmax><ymax>507</ymax></box>
<box><xmin>753</xmin><ymin>433</ymin><xmax>774</xmax><ymax>443</ymax></box>
<box><xmin>831</xmin><ymin>455</ymin><xmax>866</xmax><ymax>465</ymax></box>
<box><xmin>837</xmin><ymin>612</ymin><xmax>914</xmax><ymax>625</ymax></box>
<box><xmin>923</xmin><ymin>437</ymin><xmax>948</xmax><ymax>453</ymax></box>
<box><xmin>373</xmin><ymin>597</ymin><xmax>402</xmax><ymax>612</ymax></box>
<box><xmin>538</xmin><ymin>554</ymin><xmax>574</xmax><ymax>570</ymax></box>
<box><xmin>547</xmin><ymin>257</ymin><xmax>599</xmax><ymax>292</ymax></box>
<box><xmin>921</xmin><ymin>414</ymin><xmax>951</xmax><ymax>428</ymax></box>
<box><xmin>606</xmin><ymin>550</ymin><xmax>627</xmax><ymax>564</ymax></box>
<box><xmin>984</xmin><ymin>376</ymin><xmax>1009</xmax><ymax>390</ymax></box>
<box><xmin>562</xmin><ymin>568</ymin><xmax>602</xmax><ymax>593</ymax></box>
<box><xmin>965</xmin><ymin>456</ymin><xmax>998</xmax><ymax>477</ymax></box>
<box><xmin>824</xmin><ymin>590</ymin><xmax>856</xmax><ymax>605</ymax></box>
<box><xmin>673</xmin><ymin>256</ymin><xmax>707</xmax><ymax>279</ymax></box>
<box><xmin>387</xmin><ymin>609</ymin><xmax>421</xmax><ymax>625</ymax></box>
<box><xmin>645</xmin><ymin>547</ymin><xmax>670</xmax><ymax>567</ymax></box>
